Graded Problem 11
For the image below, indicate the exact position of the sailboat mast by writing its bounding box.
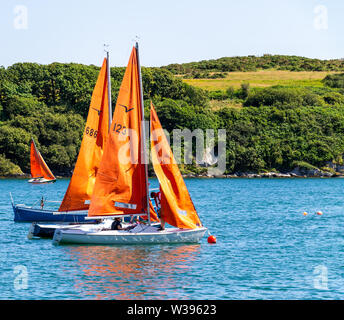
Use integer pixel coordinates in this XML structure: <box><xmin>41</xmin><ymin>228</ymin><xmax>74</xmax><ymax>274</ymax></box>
<box><xmin>31</xmin><ymin>137</ymin><xmax>36</xmax><ymax>150</ymax></box>
<box><xmin>135</xmin><ymin>42</ymin><xmax>151</xmax><ymax>225</ymax></box>
<box><xmin>106</xmin><ymin>50</ymin><xmax>112</xmax><ymax>131</ymax></box>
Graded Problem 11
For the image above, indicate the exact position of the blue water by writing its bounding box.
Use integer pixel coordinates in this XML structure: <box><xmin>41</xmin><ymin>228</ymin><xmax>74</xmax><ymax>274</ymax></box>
<box><xmin>1</xmin><ymin>177</ymin><xmax>344</xmax><ymax>299</ymax></box>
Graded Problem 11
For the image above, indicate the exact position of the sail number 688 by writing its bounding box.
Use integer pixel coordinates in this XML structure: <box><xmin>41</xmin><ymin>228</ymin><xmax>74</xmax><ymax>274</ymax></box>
<box><xmin>85</xmin><ymin>127</ymin><xmax>98</xmax><ymax>138</ymax></box>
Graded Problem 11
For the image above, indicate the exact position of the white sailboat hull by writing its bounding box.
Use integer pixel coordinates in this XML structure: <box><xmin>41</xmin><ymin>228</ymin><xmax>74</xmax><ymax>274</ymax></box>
<box><xmin>28</xmin><ymin>220</ymin><xmax>110</xmax><ymax>239</ymax></box>
<box><xmin>53</xmin><ymin>225</ymin><xmax>207</xmax><ymax>245</ymax></box>
<box><xmin>28</xmin><ymin>178</ymin><xmax>56</xmax><ymax>184</ymax></box>
<box><xmin>28</xmin><ymin>219</ymin><xmax>131</xmax><ymax>239</ymax></box>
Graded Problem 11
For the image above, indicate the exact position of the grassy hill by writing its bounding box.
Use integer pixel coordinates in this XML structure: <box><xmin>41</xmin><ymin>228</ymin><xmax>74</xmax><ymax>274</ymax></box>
<box><xmin>162</xmin><ymin>54</ymin><xmax>344</xmax><ymax>92</ymax></box>
<box><xmin>182</xmin><ymin>70</ymin><xmax>338</xmax><ymax>91</ymax></box>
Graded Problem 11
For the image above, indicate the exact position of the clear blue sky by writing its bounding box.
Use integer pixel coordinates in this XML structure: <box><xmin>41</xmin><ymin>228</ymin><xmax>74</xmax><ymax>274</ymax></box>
<box><xmin>0</xmin><ymin>0</ymin><xmax>343</xmax><ymax>68</ymax></box>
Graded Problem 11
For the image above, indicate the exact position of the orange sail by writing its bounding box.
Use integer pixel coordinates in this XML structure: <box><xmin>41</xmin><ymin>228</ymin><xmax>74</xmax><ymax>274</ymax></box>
<box><xmin>58</xmin><ymin>58</ymin><xmax>110</xmax><ymax>212</ymax></box>
<box><xmin>150</xmin><ymin>102</ymin><xmax>202</xmax><ymax>229</ymax></box>
<box><xmin>30</xmin><ymin>139</ymin><xmax>56</xmax><ymax>181</ymax></box>
<box><xmin>88</xmin><ymin>46</ymin><xmax>148</xmax><ymax>218</ymax></box>
<box><xmin>149</xmin><ymin>200</ymin><xmax>159</xmax><ymax>222</ymax></box>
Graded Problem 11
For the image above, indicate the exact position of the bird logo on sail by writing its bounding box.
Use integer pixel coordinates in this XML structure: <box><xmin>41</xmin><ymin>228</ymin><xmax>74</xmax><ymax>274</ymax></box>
<box><xmin>119</xmin><ymin>104</ymin><xmax>134</xmax><ymax>113</ymax></box>
<box><xmin>92</xmin><ymin>107</ymin><xmax>101</xmax><ymax>116</ymax></box>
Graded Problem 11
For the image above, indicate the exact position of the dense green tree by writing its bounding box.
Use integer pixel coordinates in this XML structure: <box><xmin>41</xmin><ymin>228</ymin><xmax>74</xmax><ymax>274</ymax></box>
<box><xmin>0</xmin><ymin>154</ymin><xmax>23</xmax><ymax>176</ymax></box>
<box><xmin>322</xmin><ymin>92</ymin><xmax>344</xmax><ymax>105</ymax></box>
<box><xmin>3</xmin><ymin>95</ymin><xmax>47</xmax><ymax>119</ymax></box>
<box><xmin>0</xmin><ymin>125</ymin><xmax>31</xmax><ymax>172</ymax></box>
<box><xmin>323</xmin><ymin>73</ymin><xmax>344</xmax><ymax>88</ymax></box>
<box><xmin>244</xmin><ymin>87</ymin><xmax>323</xmax><ymax>108</ymax></box>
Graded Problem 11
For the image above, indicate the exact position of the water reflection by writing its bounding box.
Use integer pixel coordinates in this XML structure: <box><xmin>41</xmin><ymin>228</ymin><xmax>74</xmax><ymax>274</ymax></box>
<box><xmin>65</xmin><ymin>244</ymin><xmax>201</xmax><ymax>299</ymax></box>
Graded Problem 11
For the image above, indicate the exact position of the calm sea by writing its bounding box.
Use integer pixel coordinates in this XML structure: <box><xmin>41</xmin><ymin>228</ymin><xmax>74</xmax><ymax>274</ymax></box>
<box><xmin>1</xmin><ymin>177</ymin><xmax>344</xmax><ymax>300</ymax></box>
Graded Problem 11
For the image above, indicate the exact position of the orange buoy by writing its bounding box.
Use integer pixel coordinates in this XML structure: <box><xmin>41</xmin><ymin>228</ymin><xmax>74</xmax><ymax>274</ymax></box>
<box><xmin>316</xmin><ymin>211</ymin><xmax>323</xmax><ymax>216</ymax></box>
<box><xmin>303</xmin><ymin>212</ymin><xmax>308</xmax><ymax>216</ymax></box>
<box><xmin>207</xmin><ymin>235</ymin><xmax>217</xmax><ymax>244</ymax></box>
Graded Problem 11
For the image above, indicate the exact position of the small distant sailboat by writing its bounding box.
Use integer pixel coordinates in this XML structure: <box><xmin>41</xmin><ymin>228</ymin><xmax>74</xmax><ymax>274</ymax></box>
<box><xmin>53</xmin><ymin>43</ymin><xmax>207</xmax><ymax>245</ymax></box>
<box><xmin>12</xmin><ymin>54</ymin><xmax>112</xmax><ymax>222</ymax></box>
<box><xmin>28</xmin><ymin>139</ymin><xmax>56</xmax><ymax>184</ymax></box>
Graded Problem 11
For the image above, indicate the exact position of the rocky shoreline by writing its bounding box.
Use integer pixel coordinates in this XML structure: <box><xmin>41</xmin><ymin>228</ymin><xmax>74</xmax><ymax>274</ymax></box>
<box><xmin>1</xmin><ymin>165</ymin><xmax>343</xmax><ymax>179</ymax></box>
<box><xmin>182</xmin><ymin>171</ymin><xmax>340</xmax><ymax>178</ymax></box>
<box><xmin>182</xmin><ymin>165</ymin><xmax>343</xmax><ymax>178</ymax></box>
<box><xmin>1</xmin><ymin>173</ymin><xmax>342</xmax><ymax>179</ymax></box>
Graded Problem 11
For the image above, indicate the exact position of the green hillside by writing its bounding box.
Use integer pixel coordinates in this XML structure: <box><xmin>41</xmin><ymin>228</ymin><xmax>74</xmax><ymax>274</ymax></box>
<box><xmin>1</xmin><ymin>57</ymin><xmax>344</xmax><ymax>177</ymax></box>
<box><xmin>163</xmin><ymin>54</ymin><xmax>344</xmax><ymax>76</ymax></box>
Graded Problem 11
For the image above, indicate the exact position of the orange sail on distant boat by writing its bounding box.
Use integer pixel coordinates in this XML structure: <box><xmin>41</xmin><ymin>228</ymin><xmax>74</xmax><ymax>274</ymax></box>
<box><xmin>58</xmin><ymin>58</ymin><xmax>111</xmax><ymax>212</ymax></box>
<box><xmin>29</xmin><ymin>139</ymin><xmax>56</xmax><ymax>184</ymax></box>
<box><xmin>53</xmin><ymin>43</ymin><xmax>207</xmax><ymax>245</ymax></box>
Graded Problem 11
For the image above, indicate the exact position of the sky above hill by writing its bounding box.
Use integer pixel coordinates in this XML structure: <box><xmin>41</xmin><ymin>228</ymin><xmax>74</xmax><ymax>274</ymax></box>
<box><xmin>0</xmin><ymin>0</ymin><xmax>343</xmax><ymax>68</ymax></box>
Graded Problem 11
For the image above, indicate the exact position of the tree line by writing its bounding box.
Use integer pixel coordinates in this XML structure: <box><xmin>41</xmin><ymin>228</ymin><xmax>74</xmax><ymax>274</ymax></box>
<box><xmin>1</xmin><ymin>61</ymin><xmax>344</xmax><ymax>176</ymax></box>
<box><xmin>163</xmin><ymin>55</ymin><xmax>344</xmax><ymax>79</ymax></box>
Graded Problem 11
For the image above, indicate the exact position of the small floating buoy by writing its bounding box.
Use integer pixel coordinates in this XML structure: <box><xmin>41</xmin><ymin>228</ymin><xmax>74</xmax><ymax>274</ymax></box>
<box><xmin>303</xmin><ymin>212</ymin><xmax>308</xmax><ymax>216</ymax></box>
<box><xmin>207</xmin><ymin>235</ymin><xmax>217</xmax><ymax>244</ymax></box>
<box><xmin>316</xmin><ymin>211</ymin><xmax>323</xmax><ymax>216</ymax></box>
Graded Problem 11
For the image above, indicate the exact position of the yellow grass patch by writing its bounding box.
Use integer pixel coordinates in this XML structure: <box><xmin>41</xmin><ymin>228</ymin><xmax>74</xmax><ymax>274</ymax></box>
<box><xmin>183</xmin><ymin>70</ymin><xmax>339</xmax><ymax>91</ymax></box>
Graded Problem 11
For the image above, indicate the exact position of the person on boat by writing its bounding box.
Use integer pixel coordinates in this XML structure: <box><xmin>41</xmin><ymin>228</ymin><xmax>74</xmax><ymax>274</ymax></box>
<box><xmin>157</xmin><ymin>217</ymin><xmax>165</xmax><ymax>231</ymax></box>
<box><xmin>111</xmin><ymin>217</ymin><xmax>136</xmax><ymax>231</ymax></box>
<box><xmin>111</xmin><ymin>217</ymin><xmax>124</xmax><ymax>230</ymax></box>
<box><xmin>40</xmin><ymin>197</ymin><xmax>44</xmax><ymax>209</ymax></box>
<box><xmin>151</xmin><ymin>191</ymin><xmax>165</xmax><ymax>231</ymax></box>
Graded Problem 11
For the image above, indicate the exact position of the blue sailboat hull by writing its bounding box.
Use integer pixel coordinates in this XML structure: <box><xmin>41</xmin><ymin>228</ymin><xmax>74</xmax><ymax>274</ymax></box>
<box><xmin>13</xmin><ymin>205</ymin><xmax>91</xmax><ymax>223</ymax></box>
